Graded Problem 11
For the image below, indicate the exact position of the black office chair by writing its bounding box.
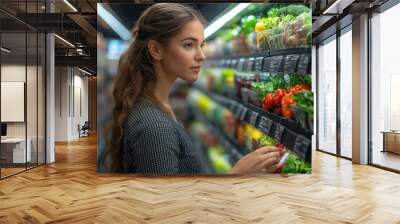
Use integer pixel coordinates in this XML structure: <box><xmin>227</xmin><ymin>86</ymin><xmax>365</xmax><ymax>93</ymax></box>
<box><xmin>78</xmin><ymin>121</ymin><xmax>90</xmax><ymax>138</ymax></box>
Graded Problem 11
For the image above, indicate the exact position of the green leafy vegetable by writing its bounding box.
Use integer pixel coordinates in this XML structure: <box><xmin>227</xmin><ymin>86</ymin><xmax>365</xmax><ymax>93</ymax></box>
<box><xmin>282</xmin><ymin>153</ymin><xmax>311</xmax><ymax>174</ymax></box>
<box><xmin>288</xmin><ymin>74</ymin><xmax>311</xmax><ymax>87</ymax></box>
<box><xmin>258</xmin><ymin>135</ymin><xmax>277</xmax><ymax>146</ymax></box>
<box><xmin>241</xmin><ymin>15</ymin><xmax>257</xmax><ymax>35</ymax></box>
<box><xmin>293</xmin><ymin>91</ymin><xmax>313</xmax><ymax>116</ymax></box>
<box><xmin>251</xmin><ymin>82</ymin><xmax>274</xmax><ymax>101</ymax></box>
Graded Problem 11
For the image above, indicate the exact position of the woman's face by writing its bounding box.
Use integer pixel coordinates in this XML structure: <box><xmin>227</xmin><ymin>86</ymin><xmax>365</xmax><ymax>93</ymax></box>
<box><xmin>160</xmin><ymin>19</ymin><xmax>206</xmax><ymax>82</ymax></box>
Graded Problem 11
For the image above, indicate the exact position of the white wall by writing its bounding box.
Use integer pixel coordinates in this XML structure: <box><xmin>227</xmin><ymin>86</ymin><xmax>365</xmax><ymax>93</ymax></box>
<box><xmin>54</xmin><ymin>67</ymin><xmax>89</xmax><ymax>141</ymax></box>
<box><xmin>1</xmin><ymin>65</ymin><xmax>36</xmax><ymax>137</ymax></box>
<box><xmin>1</xmin><ymin>64</ymin><xmax>46</xmax><ymax>164</ymax></box>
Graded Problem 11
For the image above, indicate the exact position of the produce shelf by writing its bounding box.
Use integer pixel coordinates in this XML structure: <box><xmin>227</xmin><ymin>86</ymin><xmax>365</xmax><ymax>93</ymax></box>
<box><xmin>190</xmin><ymin>133</ymin><xmax>217</xmax><ymax>174</ymax></box>
<box><xmin>191</xmin><ymin>109</ymin><xmax>244</xmax><ymax>164</ymax></box>
<box><xmin>205</xmin><ymin>47</ymin><xmax>311</xmax><ymax>75</ymax></box>
<box><xmin>194</xmin><ymin>86</ymin><xmax>312</xmax><ymax>163</ymax></box>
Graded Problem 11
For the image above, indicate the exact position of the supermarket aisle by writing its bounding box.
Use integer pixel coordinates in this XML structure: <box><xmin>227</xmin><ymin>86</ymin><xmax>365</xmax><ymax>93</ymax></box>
<box><xmin>0</xmin><ymin>135</ymin><xmax>399</xmax><ymax>223</ymax></box>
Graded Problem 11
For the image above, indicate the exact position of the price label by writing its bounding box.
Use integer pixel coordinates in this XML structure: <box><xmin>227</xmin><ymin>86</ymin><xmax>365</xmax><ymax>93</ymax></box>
<box><xmin>257</xmin><ymin>116</ymin><xmax>273</xmax><ymax>134</ymax></box>
<box><xmin>263</xmin><ymin>56</ymin><xmax>283</xmax><ymax>73</ymax></box>
<box><xmin>239</xmin><ymin>105</ymin><xmax>248</xmax><ymax>121</ymax></box>
<box><xmin>247</xmin><ymin>57</ymin><xmax>255</xmax><ymax>71</ymax></box>
<box><xmin>237</xmin><ymin>58</ymin><xmax>246</xmax><ymax>71</ymax></box>
<box><xmin>249</xmin><ymin>111</ymin><xmax>259</xmax><ymax>126</ymax></box>
<box><xmin>283</xmin><ymin>55</ymin><xmax>300</xmax><ymax>74</ymax></box>
<box><xmin>273</xmin><ymin>123</ymin><xmax>285</xmax><ymax>142</ymax></box>
<box><xmin>254</xmin><ymin>57</ymin><xmax>264</xmax><ymax>72</ymax></box>
<box><xmin>296</xmin><ymin>54</ymin><xmax>311</xmax><ymax>74</ymax></box>
<box><xmin>231</xmin><ymin>59</ymin><xmax>237</xmax><ymax>69</ymax></box>
<box><xmin>293</xmin><ymin>135</ymin><xmax>311</xmax><ymax>161</ymax></box>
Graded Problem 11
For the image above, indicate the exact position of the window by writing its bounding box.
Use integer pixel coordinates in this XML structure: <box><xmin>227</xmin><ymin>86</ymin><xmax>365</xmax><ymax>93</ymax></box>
<box><xmin>339</xmin><ymin>26</ymin><xmax>352</xmax><ymax>158</ymax></box>
<box><xmin>371</xmin><ymin>3</ymin><xmax>400</xmax><ymax>171</ymax></box>
<box><xmin>317</xmin><ymin>35</ymin><xmax>337</xmax><ymax>154</ymax></box>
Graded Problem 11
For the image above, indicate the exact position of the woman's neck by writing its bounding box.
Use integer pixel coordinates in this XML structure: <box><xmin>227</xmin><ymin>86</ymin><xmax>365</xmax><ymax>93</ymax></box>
<box><xmin>151</xmin><ymin>64</ymin><xmax>177</xmax><ymax>120</ymax></box>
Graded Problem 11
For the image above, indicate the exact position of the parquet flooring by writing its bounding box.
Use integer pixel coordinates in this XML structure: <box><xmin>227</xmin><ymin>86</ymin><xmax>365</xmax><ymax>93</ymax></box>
<box><xmin>0</xmin><ymin>134</ymin><xmax>400</xmax><ymax>223</ymax></box>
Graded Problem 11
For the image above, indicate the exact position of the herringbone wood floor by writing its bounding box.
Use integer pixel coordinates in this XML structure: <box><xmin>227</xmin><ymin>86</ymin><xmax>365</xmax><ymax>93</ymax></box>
<box><xmin>0</xmin><ymin>134</ymin><xmax>400</xmax><ymax>223</ymax></box>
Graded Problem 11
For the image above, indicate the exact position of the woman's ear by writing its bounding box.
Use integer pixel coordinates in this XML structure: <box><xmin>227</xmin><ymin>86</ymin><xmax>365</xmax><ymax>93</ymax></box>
<box><xmin>147</xmin><ymin>40</ymin><xmax>163</xmax><ymax>61</ymax></box>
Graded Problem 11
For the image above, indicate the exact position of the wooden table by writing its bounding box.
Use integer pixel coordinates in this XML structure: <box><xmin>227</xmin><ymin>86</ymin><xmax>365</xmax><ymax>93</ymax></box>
<box><xmin>381</xmin><ymin>131</ymin><xmax>400</xmax><ymax>154</ymax></box>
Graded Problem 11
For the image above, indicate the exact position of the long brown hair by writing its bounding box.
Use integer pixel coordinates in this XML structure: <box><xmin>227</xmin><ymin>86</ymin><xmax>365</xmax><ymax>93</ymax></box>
<box><xmin>104</xmin><ymin>3</ymin><xmax>205</xmax><ymax>172</ymax></box>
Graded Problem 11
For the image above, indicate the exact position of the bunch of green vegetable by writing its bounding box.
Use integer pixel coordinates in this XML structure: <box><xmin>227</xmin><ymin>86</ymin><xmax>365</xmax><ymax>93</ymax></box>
<box><xmin>293</xmin><ymin>91</ymin><xmax>313</xmax><ymax>116</ymax></box>
<box><xmin>288</xmin><ymin>74</ymin><xmax>311</xmax><ymax>87</ymax></box>
<box><xmin>269</xmin><ymin>74</ymin><xmax>287</xmax><ymax>89</ymax></box>
<box><xmin>241</xmin><ymin>15</ymin><xmax>257</xmax><ymax>35</ymax></box>
<box><xmin>258</xmin><ymin>135</ymin><xmax>277</xmax><ymax>146</ymax></box>
<box><xmin>282</xmin><ymin>153</ymin><xmax>311</xmax><ymax>174</ymax></box>
<box><xmin>251</xmin><ymin>82</ymin><xmax>274</xmax><ymax>101</ymax></box>
<box><xmin>269</xmin><ymin>5</ymin><xmax>310</xmax><ymax>17</ymax></box>
<box><xmin>251</xmin><ymin>74</ymin><xmax>287</xmax><ymax>102</ymax></box>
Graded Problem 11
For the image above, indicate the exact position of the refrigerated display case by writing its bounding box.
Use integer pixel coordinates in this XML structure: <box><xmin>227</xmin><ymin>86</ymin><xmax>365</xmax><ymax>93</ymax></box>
<box><xmin>186</xmin><ymin>3</ymin><xmax>313</xmax><ymax>174</ymax></box>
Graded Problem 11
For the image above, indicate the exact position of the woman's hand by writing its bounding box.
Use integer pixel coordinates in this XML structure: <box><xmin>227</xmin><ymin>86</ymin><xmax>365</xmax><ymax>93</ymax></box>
<box><xmin>229</xmin><ymin>146</ymin><xmax>285</xmax><ymax>175</ymax></box>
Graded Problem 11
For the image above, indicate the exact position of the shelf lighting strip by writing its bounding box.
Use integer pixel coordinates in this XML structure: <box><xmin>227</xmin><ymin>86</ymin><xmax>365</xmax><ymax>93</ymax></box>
<box><xmin>204</xmin><ymin>3</ymin><xmax>251</xmax><ymax>40</ymax></box>
<box><xmin>98</xmin><ymin>4</ymin><xmax>131</xmax><ymax>41</ymax></box>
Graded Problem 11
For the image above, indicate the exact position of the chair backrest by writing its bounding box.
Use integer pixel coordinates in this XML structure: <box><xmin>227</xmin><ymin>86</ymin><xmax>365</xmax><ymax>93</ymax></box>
<box><xmin>82</xmin><ymin>121</ymin><xmax>90</xmax><ymax>129</ymax></box>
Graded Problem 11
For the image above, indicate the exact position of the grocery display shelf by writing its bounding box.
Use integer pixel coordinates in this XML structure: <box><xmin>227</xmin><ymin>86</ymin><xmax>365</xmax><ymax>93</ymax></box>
<box><xmin>205</xmin><ymin>47</ymin><xmax>311</xmax><ymax>75</ymax></box>
<box><xmin>192</xmin><ymin>109</ymin><xmax>244</xmax><ymax>164</ymax></box>
<box><xmin>194</xmin><ymin>86</ymin><xmax>312</xmax><ymax>163</ymax></box>
<box><xmin>191</xmin><ymin>133</ymin><xmax>217</xmax><ymax>174</ymax></box>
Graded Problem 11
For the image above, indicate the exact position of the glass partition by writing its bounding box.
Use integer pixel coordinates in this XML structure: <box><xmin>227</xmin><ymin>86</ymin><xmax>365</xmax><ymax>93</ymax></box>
<box><xmin>339</xmin><ymin>26</ymin><xmax>352</xmax><ymax>159</ymax></box>
<box><xmin>371</xmin><ymin>4</ymin><xmax>400</xmax><ymax>171</ymax></box>
<box><xmin>317</xmin><ymin>35</ymin><xmax>337</xmax><ymax>155</ymax></box>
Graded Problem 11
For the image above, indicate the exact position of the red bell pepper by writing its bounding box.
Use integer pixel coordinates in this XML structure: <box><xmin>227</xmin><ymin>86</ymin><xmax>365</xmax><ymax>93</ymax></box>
<box><xmin>281</xmin><ymin>93</ymin><xmax>295</xmax><ymax>119</ymax></box>
<box><xmin>262</xmin><ymin>93</ymin><xmax>274</xmax><ymax>111</ymax></box>
<box><xmin>272</xmin><ymin>89</ymin><xmax>286</xmax><ymax>106</ymax></box>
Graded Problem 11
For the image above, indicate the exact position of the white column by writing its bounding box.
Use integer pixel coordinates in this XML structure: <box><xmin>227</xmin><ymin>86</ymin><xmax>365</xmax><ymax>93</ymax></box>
<box><xmin>46</xmin><ymin>1</ymin><xmax>55</xmax><ymax>163</ymax></box>
<box><xmin>46</xmin><ymin>33</ymin><xmax>55</xmax><ymax>163</ymax></box>
<box><xmin>352</xmin><ymin>14</ymin><xmax>369</xmax><ymax>164</ymax></box>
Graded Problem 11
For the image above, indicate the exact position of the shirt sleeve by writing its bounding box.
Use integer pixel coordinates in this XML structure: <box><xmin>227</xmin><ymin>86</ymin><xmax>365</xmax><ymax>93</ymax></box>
<box><xmin>126</xmin><ymin>123</ymin><xmax>180</xmax><ymax>174</ymax></box>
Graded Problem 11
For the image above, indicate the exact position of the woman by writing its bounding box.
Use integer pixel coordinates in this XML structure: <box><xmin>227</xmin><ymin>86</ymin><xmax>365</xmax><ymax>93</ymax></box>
<box><xmin>107</xmin><ymin>3</ymin><xmax>285</xmax><ymax>174</ymax></box>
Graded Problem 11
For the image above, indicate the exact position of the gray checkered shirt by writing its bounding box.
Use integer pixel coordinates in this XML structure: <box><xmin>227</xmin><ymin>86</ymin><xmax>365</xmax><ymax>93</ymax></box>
<box><xmin>122</xmin><ymin>97</ymin><xmax>203</xmax><ymax>174</ymax></box>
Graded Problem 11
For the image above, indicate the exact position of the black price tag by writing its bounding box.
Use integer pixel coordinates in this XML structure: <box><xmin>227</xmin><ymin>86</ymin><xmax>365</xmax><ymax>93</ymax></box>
<box><xmin>297</xmin><ymin>54</ymin><xmax>311</xmax><ymax>74</ymax></box>
<box><xmin>237</xmin><ymin>58</ymin><xmax>246</xmax><ymax>71</ymax></box>
<box><xmin>249</xmin><ymin>111</ymin><xmax>259</xmax><ymax>126</ymax></box>
<box><xmin>293</xmin><ymin>135</ymin><xmax>311</xmax><ymax>161</ymax></box>
<box><xmin>254</xmin><ymin>57</ymin><xmax>264</xmax><ymax>72</ymax></box>
<box><xmin>262</xmin><ymin>57</ymin><xmax>273</xmax><ymax>72</ymax></box>
<box><xmin>283</xmin><ymin>55</ymin><xmax>300</xmax><ymax>74</ymax></box>
<box><xmin>247</xmin><ymin>57</ymin><xmax>255</xmax><ymax>71</ymax></box>
<box><xmin>273</xmin><ymin>123</ymin><xmax>285</xmax><ymax>142</ymax></box>
<box><xmin>257</xmin><ymin>116</ymin><xmax>273</xmax><ymax>135</ymax></box>
<box><xmin>231</xmin><ymin>59</ymin><xmax>237</xmax><ymax>69</ymax></box>
<box><xmin>263</xmin><ymin>56</ymin><xmax>283</xmax><ymax>73</ymax></box>
<box><xmin>239</xmin><ymin>106</ymin><xmax>248</xmax><ymax>121</ymax></box>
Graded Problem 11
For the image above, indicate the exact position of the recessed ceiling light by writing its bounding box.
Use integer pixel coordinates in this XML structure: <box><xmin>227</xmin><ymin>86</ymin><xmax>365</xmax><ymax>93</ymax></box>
<box><xmin>78</xmin><ymin>67</ymin><xmax>93</xmax><ymax>76</ymax></box>
<box><xmin>63</xmin><ymin>0</ymin><xmax>78</xmax><ymax>12</ymax></box>
<box><xmin>54</xmin><ymin>34</ymin><xmax>75</xmax><ymax>48</ymax></box>
<box><xmin>1</xmin><ymin>47</ymin><xmax>11</xmax><ymax>53</ymax></box>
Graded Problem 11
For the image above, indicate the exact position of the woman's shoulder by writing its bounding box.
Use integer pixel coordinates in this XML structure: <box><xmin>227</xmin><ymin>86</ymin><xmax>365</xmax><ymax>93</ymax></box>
<box><xmin>124</xmin><ymin>98</ymin><xmax>174</xmax><ymax>132</ymax></box>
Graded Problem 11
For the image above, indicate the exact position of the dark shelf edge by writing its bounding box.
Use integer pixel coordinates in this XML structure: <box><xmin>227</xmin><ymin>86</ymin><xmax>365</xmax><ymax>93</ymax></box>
<box><xmin>206</xmin><ymin>47</ymin><xmax>311</xmax><ymax>61</ymax></box>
